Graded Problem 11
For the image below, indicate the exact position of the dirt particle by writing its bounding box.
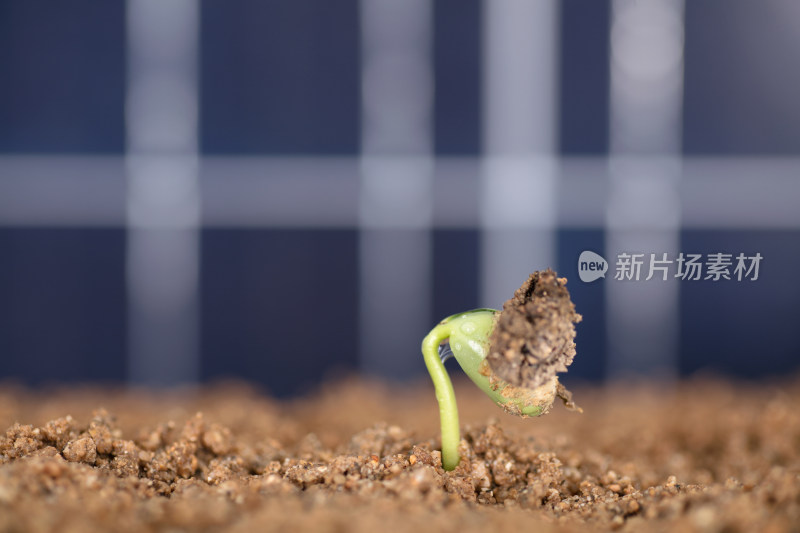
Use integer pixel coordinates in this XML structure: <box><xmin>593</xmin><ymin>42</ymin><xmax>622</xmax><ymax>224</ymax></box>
<box><xmin>62</xmin><ymin>437</ymin><xmax>97</xmax><ymax>464</ymax></box>
<box><xmin>40</xmin><ymin>416</ymin><xmax>77</xmax><ymax>450</ymax></box>
<box><xmin>202</xmin><ymin>423</ymin><xmax>235</xmax><ymax>456</ymax></box>
<box><xmin>624</xmin><ymin>498</ymin><xmax>641</xmax><ymax>515</ymax></box>
<box><xmin>285</xmin><ymin>461</ymin><xmax>327</xmax><ymax>488</ymax></box>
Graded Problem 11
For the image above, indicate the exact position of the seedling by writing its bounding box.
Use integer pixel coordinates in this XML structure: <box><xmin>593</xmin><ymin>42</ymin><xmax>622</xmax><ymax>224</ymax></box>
<box><xmin>422</xmin><ymin>269</ymin><xmax>582</xmax><ymax>471</ymax></box>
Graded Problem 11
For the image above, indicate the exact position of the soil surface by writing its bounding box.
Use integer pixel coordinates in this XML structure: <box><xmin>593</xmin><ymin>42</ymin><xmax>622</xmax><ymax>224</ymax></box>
<box><xmin>1</xmin><ymin>376</ymin><xmax>798</xmax><ymax>532</ymax></box>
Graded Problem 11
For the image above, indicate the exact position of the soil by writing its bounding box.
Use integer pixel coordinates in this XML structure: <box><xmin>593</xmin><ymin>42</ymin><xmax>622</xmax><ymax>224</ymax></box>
<box><xmin>1</xmin><ymin>376</ymin><xmax>798</xmax><ymax>532</ymax></box>
<box><xmin>487</xmin><ymin>270</ymin><xmax>582</xmax><ymax>390</ymax></box>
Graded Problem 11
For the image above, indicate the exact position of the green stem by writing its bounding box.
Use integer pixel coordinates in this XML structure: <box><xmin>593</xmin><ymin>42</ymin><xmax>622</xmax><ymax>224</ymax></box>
<box><xmin>421</xmin><ymin>322</ymin><xmax>460</xmax><ymax>471</ymax></box>
<box><xmin>422</xmin><ymin>308</ymin><xmax>550</xmax><ymax>470</ymax></box>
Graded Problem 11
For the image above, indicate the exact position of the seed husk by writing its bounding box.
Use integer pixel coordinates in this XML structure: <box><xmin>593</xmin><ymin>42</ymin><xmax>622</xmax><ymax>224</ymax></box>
<box><xmin>486</xmin><ymin>269</ymin><xmax>582</xmax><ymax>392</ymax></box>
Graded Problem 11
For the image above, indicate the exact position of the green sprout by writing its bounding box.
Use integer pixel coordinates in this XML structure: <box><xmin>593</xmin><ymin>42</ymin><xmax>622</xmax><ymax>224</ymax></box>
<box><xmin>421</xmin><ymin>270</ymin><xmax>581</xmax><ymax>471</ymax></box>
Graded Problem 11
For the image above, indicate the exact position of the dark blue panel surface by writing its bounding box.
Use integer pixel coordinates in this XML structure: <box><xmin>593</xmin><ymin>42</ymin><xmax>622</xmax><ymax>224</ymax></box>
<box><xmin>432</xmin><ymin>229</ymin><xmax>480</xmax><ymax>321</ymax></box>
<box><xmin>201</xmin><ymin>229</ymin><xmax>358</xmax><ymax>396</ymax></box>
<box><xmin>434</xmin><ymin>0</ymin><xmax>482</xmax><ymax>155</ymax></box>
<box><xmin>200</xmin><ymin>1</ymin><xmax>360</xmax><ymax>154</ymax></box>
<box><xmin>679</xmin><ymin>230</ymin><xmax>800</xmax><ymax>377</ymax></box>
<box><xmin>684</xmin><ymin>0</ymin><xmax>800</xmax><ymax>154</ymax></box>
<box><xmin>0</xmin><ymin>2</ymin><xmax>125</xmax><ymax>153</ymax></box>
<box><xmin>559</xmin><ymin>0</ymin><xmax>610</xmax><ymax>155</ymax></box>
<box><xmin>557</xmin><ymin>229</ymin><xmax>606</xmax><ymax>382</ymax></box>
<box><xmin>0</xmin><ymin>229</ymin><xmax>127</xmax><ymax>383</ymax></box>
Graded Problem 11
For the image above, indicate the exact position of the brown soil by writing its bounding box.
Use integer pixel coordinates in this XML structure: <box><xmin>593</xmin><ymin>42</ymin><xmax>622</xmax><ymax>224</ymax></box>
<box><xmin>487</xmin><ymin>270</ymin><xmax>582</xmax><ymax>390</ymax></box>
<box><xmin>1</xmin><ymin>376</ymin><xmax>798</xmax><ymax>532</ymax></box>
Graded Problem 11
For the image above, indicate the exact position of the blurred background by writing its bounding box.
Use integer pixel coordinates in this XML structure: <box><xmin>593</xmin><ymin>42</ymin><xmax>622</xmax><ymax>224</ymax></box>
<box><xmin>0</xmin><ymin>0</ymin><xmax>798</xmax><ymax>396</ymax></box>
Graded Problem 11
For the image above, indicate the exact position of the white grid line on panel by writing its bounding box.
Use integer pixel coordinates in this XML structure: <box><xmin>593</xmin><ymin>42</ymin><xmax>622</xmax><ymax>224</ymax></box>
<box><xmin>358</xmin><ymin>0</ymin><xmax>434</xmax><ymax>379</ymax></box>
<box><xmin>480</xmin><ymin>0</ymin><xmax>560</xmax><ymax>310</ymax></box>
<box><xmin>125</xmin><ymin>0</ymin><xmax>200</xmax><ymax>386</ymax></box>
<box><xmin>1</xmin><ymin>156</ymin><xmax>800</xmax><ymax>229</ymax></box>
<box><xmin>606</xmin><ymin>0</ymin><xmax>686</xmax><ymax>381</ymax></box>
